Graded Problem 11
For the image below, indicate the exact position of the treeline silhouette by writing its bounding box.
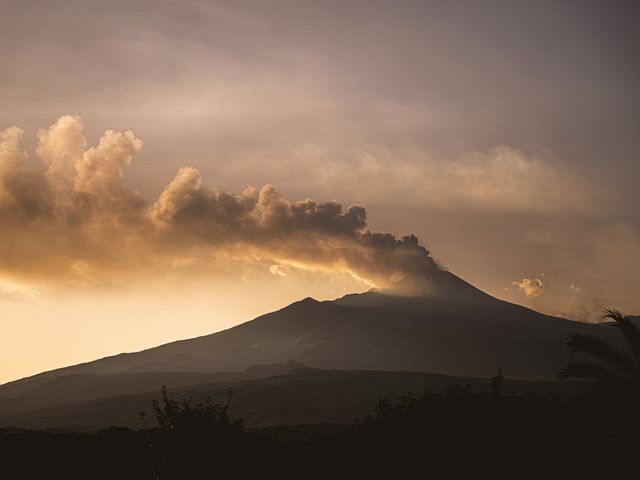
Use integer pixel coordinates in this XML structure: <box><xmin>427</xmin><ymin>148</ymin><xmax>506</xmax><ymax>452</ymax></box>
<box><xmin>2</xmin><ymin>309</ymin><xmax>639</xmax><ymax>477</ymax></box>
<box><xmin>2</xmin><ymin>379</ymin><xmax>637</xmax><ymax>477</ymax></box>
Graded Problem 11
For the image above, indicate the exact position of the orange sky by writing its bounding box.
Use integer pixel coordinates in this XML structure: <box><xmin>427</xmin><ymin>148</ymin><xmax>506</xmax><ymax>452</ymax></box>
<box><xmin>0</xmin><ymin>1</ymin><xmax>638</xmax><ymax>383</ymax></box>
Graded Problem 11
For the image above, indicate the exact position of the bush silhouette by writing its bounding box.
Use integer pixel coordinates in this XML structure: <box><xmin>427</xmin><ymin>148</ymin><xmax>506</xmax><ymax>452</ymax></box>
<box><xmin>139</xmin><ymin>386</ymin><xmax>245</xmax><ymax>475</ymax></box>
<box><xmin>145</xmin><ymin>385</ymin><xmax>243</xmax><ymax>438</ymax></box>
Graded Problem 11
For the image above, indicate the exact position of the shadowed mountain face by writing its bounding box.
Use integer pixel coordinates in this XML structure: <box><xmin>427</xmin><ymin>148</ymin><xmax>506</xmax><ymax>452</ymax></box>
<box><xmin>0</xmin><ymin>270</ymin><xmax>617</xmax><ymax>404</ymax></box>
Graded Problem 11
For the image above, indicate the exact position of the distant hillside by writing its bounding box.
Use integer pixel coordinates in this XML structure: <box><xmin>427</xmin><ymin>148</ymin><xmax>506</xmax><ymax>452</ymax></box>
<box><xmin>0</xmin><ymin>361</ymin><xmax>303</xmax><ymax>416</ymax></box>
<box><xmin>0</xmin><ymin>367</ymin><xmax>588</xmax><ymax>431</ymax></box>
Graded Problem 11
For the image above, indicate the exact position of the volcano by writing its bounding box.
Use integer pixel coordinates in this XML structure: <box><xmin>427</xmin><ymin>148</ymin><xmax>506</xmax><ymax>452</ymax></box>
<box><xmin>0</xmin><ymin>270</ymin><xmax>614</xmax><ymax>404</ymax></box>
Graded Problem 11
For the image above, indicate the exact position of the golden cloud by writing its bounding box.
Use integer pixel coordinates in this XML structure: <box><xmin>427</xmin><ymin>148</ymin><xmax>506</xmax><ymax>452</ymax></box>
<box><xmin>512</xmin><ymin>277</ymin><xmax>544</xmax><ymax>298</ymax></box>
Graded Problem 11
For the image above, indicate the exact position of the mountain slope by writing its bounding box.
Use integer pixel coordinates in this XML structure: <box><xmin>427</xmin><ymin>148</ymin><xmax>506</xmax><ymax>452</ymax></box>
<box><xmin>0</xmin><ymin>270</ymin><xmax>617</xmax><ymax>400</ymax></box>
<box><xmin>0</xmin><ymin>361</ymin><xmax>304</xmax><ymax>417</ymax></box>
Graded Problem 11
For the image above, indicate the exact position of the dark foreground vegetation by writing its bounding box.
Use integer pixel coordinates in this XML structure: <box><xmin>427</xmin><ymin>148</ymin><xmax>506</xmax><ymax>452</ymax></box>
<box><xmin>2</xmin><ymin>309</ymin><xmax>639</xmax><ymax>477</ymax></box>
<box><xmin>2</xmin><ymin>378</ymin><xmax>639</xmax><ymax>478</ymax></box>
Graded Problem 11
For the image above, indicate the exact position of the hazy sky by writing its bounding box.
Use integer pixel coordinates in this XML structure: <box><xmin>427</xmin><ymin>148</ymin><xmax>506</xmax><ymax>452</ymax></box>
<box><xmin>1</xmin><ymin>0</ymin><xmax>639</xmax><ymax>383</ymax></box>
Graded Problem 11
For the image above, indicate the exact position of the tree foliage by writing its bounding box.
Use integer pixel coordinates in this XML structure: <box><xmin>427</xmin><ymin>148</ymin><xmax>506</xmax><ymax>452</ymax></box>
<box><xmin>558</xmin><ymin>308</ymin><xmax>640</xmax><ymax>396</ymax></box>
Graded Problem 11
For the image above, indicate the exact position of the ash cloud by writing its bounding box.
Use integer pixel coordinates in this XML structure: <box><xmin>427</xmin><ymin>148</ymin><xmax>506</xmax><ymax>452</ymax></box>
<box><xmin>0</xmin><ymin>116</ymin><xmax>440</xmax><ymax>292</ymax></box>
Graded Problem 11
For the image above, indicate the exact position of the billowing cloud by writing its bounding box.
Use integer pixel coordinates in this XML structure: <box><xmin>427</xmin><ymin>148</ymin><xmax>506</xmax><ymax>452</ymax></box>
<box><xmin>0</xmin><ymin>116</ymin><xmax>440</xmax><ymax>294</ymax></box>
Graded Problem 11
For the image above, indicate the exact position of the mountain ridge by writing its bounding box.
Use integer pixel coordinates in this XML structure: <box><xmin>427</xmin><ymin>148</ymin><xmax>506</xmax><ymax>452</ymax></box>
<box><xmin>0</xmin><ymin>271</ymin><xmax>615</xmax><ymax>400</ymax></box>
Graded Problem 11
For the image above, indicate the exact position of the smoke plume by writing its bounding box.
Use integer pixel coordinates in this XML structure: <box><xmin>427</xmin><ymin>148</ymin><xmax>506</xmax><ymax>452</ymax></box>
<box><xmin>0</xmin><ymin>116</ymin><xmax>440</xmax><ymax>293</ymax></box>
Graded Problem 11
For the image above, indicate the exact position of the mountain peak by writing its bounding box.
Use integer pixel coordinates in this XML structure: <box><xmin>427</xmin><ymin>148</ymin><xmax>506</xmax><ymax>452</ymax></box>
<box><xmin>299</xmin><ymin>296</ymin><xmax>319</xmax><ymax>304</ymax></box>
<box><xmin>361</xmin><ymin>269</ymin><xmax>492</xmax><ymax>304</ymax></box>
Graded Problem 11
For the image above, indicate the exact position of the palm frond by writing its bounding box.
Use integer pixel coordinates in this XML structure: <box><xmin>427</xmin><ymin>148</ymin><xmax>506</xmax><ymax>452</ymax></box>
<box><xmin>565</xmin><ymin>333</ymin><xmax>637</xmax><ymax>376</ymax></box>
<box><xmin>603</xmin><ymin>308</ymin><xmax>640</xmax><ymax>363</ymax></box>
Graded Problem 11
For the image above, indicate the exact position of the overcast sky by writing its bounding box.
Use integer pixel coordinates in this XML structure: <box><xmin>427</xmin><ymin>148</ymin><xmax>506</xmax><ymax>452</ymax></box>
<box><xmin>0</xmin><ymin>0</ymin><xmax>638</xmax><ymax>382</ymax></box>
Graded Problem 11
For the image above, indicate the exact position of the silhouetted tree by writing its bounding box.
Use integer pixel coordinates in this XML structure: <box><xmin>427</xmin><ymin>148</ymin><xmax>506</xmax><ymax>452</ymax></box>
<box><xmin>139</xmin><ymin>386</ymin><xmax>246</xmax><ymax>475</ymax></box>
<box><xmin>146</xmin><ymin>386</ymin><xmax>243</xmax><ymax>438</ymax></box>
<box><xmin>559</xmin><ymin>308</ymin><xmax>640</xmax><ymax>396</ymax></box>
<box><xmin>490</xmin><ymin>368</ymin><xmax>504</xmax><ymax>399</ymax></box>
